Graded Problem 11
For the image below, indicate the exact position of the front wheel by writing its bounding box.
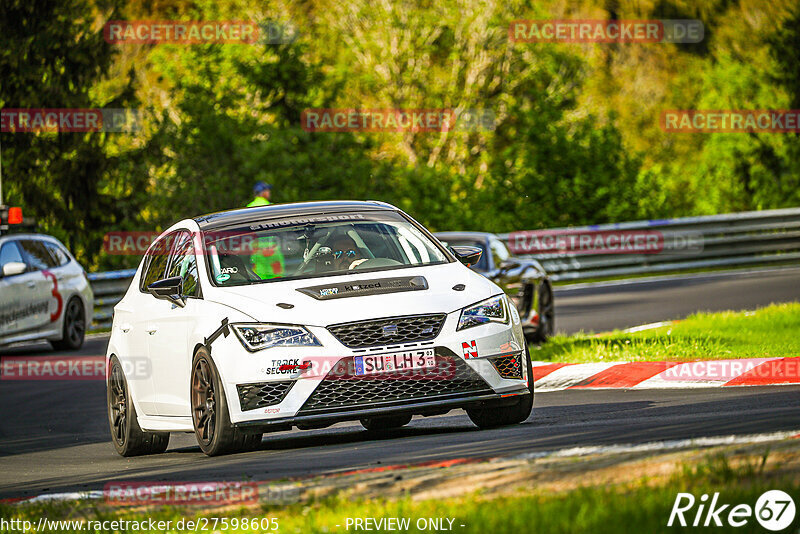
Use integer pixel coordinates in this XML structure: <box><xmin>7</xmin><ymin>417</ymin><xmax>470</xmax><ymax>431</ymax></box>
<box><xmin>107</xmin><ymin>356</ymin><xmax>169</xmax><ymax>456</ymax></box>
<box><xmin>191</xmin><ymin>348</ymin><xmax>262</xmax><ymax>456</ymax></box>
<box><xmin>467</xmin><ymin>348</ymin><xmax>534</xmax><ymax>429</ymax></box>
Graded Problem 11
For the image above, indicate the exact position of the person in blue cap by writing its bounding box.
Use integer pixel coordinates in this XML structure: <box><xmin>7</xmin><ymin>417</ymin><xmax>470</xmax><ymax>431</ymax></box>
<box><xmin>244</xmin><ymin>182</ymin><xmax>283</xmax><ymax>278</ymax></box>
<box><xmin>247</xmin><ymin>181</ymin><xmax>272</xmax><ymax>207</ymax></box>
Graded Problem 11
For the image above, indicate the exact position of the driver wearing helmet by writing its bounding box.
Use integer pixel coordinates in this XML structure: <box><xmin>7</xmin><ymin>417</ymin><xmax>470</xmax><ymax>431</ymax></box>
<box><xmin>330</xmin><ymin>235</ymin><xmax>365</xmax><ymax>271</ymax></box>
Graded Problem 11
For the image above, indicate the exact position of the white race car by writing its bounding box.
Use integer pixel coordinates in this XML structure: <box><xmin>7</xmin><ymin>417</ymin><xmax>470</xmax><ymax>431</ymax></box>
<box><xmin>107</xmin><ymin>201</ymin><xmax>533</xmax><ymax>456</ymax></box>
<box><xmin>0</xmin><ymin>231</ymin><xmax>94</xmax><ymax>351</ymax></box>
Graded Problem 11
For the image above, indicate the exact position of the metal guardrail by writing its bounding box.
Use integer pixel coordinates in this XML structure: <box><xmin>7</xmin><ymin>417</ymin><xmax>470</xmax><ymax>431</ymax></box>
<box><xmin>88</xmin><ymin>269</ymin><xmax>135</xmax><ymax>331</ymax></box>
<box><xmin>87</xmin><ymin>207</ymin><xmax>800</xmax><ymax>330</ymax></box>
<box><xmin>497</xmin><ymin>207</ymin><xmax>800</xmax><ymax>282</ymax></box>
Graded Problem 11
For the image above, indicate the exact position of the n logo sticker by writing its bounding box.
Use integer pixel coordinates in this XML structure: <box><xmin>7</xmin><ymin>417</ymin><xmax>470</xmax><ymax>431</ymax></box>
<box><xmin>462</xmin><ymin>340</ymin><xmax>478</xmax><ymax>359</ymax></box>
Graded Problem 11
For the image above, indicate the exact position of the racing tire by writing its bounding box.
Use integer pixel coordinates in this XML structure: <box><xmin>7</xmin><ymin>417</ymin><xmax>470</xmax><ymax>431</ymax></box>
<box><xmin>51</xmin><ymin>297</ymin><xmax>86</xmax><ymax>351</ymax></box>
<box><xmin>467</xmin><ymin>348</ymin><xmax>534</xmax><ymax>429</ymax></box>
<box><xmin>528</xmin><ymin>283</ymin><xmax>554</xmax><ymax>344</ymax></box>
<box><xmin>108</xmin><ymin>356</ymin><xmax>170</xmax><ymax>456</ymax></box>
<box><xmin>360</xmin><ymin>414</ymin><xmax>413</xmax><ymax>431</ymax></box>
<box><xmin>191</xmin><ymin>347</ymin><xmax>262</xmax><ymax>456</ymax></box>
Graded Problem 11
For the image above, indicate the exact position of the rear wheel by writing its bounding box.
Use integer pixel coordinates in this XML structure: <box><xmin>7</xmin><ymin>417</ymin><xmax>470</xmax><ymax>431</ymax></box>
<box><xmin>52</xmin><ymin>297</ymin><xmax>86</xmax><ymax>351</ymax></box>
<box><xmin>529</xmin><ymin>283</ymin><xmax>554</xmax><ymax>344</ymax></box>
<box><xmin>467</xmin><ymin>348</ymin><xmax>534</xmax><ymax>429</ymax></box>
<box><xmin>191</xmin><ymin>348</ymin><xmax>262</xmax><ymax>456</ymax></box>
<box><xmin>360</xmin><ymin>414</ymin><xmax>412</xmax><ymax>431</ymax></box>
<box><xmin>107</xmin><ymin>356</ymin><xmax>169</xmax><ymax>456</ymax></box>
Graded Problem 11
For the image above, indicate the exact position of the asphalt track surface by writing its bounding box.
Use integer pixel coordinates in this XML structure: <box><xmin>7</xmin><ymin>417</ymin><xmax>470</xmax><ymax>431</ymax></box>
<box><xmin>1</xmin><ymin>267</ymin><xmax>799</xmax><ymax>499</ymax></box>
<box><xmin>553</xmin><ymin>266</ymin><xmax>800</xmax><ymax>334</ymax></box>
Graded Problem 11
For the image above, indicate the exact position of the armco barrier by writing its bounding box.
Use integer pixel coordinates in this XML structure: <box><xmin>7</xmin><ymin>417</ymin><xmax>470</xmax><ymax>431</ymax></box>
<box><xmin>88</xmin><ymin>269</ymin><xmax>135</xmax><ymax>331</ymax></box>
<box><xmin>497</xmin><ymin>207</ymin><xmax>800</xmax><ymax>282</ymax></box>
<box><xmin>87</xmin><ymin>207</ymin><xmax>800</xmax><ymax>330</ymax></box>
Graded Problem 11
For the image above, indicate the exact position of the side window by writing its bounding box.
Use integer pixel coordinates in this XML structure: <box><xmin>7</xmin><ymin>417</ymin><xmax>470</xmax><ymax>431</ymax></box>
<box><xmin>18</xmin><ymin>240</ymin><xmax>59</xmax><ymax>271</ymax></box>
<box><xmin>166</xmin><ymin>232</ymin><xmax>199</xmax><ymax>298</ymax></box>
<box><xmin>44</xmin><ymin>242</ymin><xmax>70</xmax><ymax>266</ymax></box>
<box><xmin>490</xmin><ymin>238</ymin><xmax>510</xmax><ymax>269</ymax></box>
<box><xmin>0</xmin><ymin>241</ymin><xmax>25</xmax><ymax>273</ymax></box>
<box><xmin>139</xmin><ymin>233</ymin><xmax>176</xmax><ymax>291</ymax></box>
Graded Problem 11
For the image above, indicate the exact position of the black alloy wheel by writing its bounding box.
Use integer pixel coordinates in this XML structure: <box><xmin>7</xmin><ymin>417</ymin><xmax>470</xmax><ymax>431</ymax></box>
<box><xmin>531</xmin><ymin>283</ymin><xmax>555</xmax><ymax>343</ymax></box>
<box><xmin>52</xmin><ymin>297</ymin><xmax>86</xmax><ymax>350</ymax></box>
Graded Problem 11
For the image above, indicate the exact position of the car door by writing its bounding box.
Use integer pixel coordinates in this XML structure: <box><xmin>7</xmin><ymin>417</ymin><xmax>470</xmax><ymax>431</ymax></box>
<box><xmin>146</xmin><ymin>230</ymin><xmax>203</xmax><ymax>416</ymax></box>
<box><xmin>42</xmin><ymin>239</ymin><xmax>80</xmax><ymax>306</ymax></box>
<box><xmin>128</xmin><ymin>233</ymin><xmax>175</xmax><ymax>415</ymax></box>
<box><xmin>13</xmin><ymin>239</ymin><xmax>60</xmax><ymax>335</ymax></box>
<box><xmin>0</xmin><ymin>240</ymin><xmax>47</xmax><ymax>339</ymax></box>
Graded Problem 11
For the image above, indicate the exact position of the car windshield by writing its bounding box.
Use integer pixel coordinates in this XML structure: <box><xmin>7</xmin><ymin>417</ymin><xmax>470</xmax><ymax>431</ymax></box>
<box><xmin>437</xmin><ymin>239</ymin><xmax>489</xmax><ymax>271</ymax></box>
<box><xmin>203</xmin><ymin>211</ymin><xmax>450</xmax><ymax>286</ymax></box>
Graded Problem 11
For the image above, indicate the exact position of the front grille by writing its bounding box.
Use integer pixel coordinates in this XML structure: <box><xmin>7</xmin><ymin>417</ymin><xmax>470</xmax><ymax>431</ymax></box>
<box><xmin>327</xmin><ymin>314</ymin><xmax>446</xmax><ymax>348</ymax></box>
<box><xmin>237</xmin><ymin>381</ymin><xmax>295</xmax><ymax>411</ymax></box>
<box><xmin>298</xmin><ymin>350</ymin><xmax>492</xmax><ymax>414</ymax></box>
<box><xmin>489</xmin><ymin>353</ymin><xmax>523</xmax><ymax>379</ymax></box>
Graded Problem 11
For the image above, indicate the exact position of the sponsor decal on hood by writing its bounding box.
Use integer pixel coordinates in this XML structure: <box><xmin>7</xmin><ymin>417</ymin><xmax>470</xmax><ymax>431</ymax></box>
<box><xmin>296</xmin><ymin>276</ymin><xmax>428</xmax><ymax>300</ymax></box>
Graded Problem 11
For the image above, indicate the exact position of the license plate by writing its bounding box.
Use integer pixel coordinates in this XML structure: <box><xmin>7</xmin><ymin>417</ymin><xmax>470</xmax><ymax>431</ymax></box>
<box><xmin>354</xmin><ymin>348</ymin><xmax>436</xmax><ymax>376</ymax></box>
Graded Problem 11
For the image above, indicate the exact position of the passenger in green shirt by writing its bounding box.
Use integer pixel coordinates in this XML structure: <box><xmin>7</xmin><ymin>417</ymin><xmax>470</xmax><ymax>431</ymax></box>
<box><xmin>246</xmin><ymin>182</ymin><xmax>285</xmax><ymax>279</ymax></box>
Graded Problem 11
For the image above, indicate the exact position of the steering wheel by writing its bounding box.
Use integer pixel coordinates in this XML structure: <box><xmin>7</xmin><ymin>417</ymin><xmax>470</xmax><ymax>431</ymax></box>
<box><xmin>296</xmin><ymin>246</ymin><xmax>336</xmax><ymax>275</ymax></box>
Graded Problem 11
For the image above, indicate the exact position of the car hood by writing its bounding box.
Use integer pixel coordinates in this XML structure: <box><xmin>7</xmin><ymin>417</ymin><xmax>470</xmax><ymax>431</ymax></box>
<box><xmin>205</xmin><ymin>262</ymin><xmax>499</xmax><ymax>326</ymax></box>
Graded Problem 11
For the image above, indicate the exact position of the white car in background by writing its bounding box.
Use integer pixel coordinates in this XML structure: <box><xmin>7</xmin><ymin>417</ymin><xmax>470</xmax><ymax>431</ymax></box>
<box><xmin>107</xmin><ymin>201</ymin><xmax>533</xmax><ymax>457</ymax></box>
<box><xmin>0</xmin><ymin>233</ymin><xmax>94</xmax><ymax>350</ymax></box>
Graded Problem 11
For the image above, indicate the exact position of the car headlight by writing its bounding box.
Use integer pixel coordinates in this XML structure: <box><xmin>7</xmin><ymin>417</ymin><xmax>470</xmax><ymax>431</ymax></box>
<box><xmin>231</xmin><ymin>323</ymin><xmax>321</xmax><ymax>352</ymax></box>
<box><xmin>457</xmin><ymin>295</ymin><xmax>509</xmax><ymax>331</ymax></box>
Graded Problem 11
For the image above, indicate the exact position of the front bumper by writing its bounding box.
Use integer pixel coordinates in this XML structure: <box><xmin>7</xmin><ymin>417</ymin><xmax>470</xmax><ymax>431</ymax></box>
<box><xmin>212</xmin><ymin>308</ymin><xmax>529</xmax><ymax>425</ymax></box>
<box><xmin>235</xmin><ymin>390</ymin><xmax>528</xmax><ymax>432</ymax></box>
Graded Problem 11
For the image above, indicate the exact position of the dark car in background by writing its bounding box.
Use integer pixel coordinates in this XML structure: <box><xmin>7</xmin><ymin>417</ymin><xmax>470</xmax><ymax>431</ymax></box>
<box><xmin>435</xmin><ymin>232</ymin><xmax>554</xmax><ymax>343</ymax></box>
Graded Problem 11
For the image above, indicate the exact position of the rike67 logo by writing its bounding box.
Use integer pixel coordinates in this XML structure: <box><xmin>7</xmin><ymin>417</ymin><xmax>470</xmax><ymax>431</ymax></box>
<box><xmin>668</xmin><ymin>490</ymin><xmax>796</xmax><ymax>531</ymax></box>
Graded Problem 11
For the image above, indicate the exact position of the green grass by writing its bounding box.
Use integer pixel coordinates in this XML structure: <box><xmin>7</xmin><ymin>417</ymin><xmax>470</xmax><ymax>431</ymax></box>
<box><xmin>1</xmin><ymin>451</ymin><xmax>797</xmax><ymax>533</ymax></box>
<box><xmin>533</xmin><ymin>302</ymin><xmax>800</xmax><ymax>363</ymax></box>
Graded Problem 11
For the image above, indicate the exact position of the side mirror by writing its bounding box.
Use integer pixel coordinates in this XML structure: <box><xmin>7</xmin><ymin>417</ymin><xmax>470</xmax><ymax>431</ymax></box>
<box><xmin>499</xmin><ymin>260</ymin><xmax>521</xmax><ymax>270</ymax></box>
<box><xmin>451</xmin><ymin>246</ymin><xmax>482</xmax><ymax>268</ymax></box>
<box><xmin>1</xmin><ymin>262</ymin><xmax>27</xmax><ymax>277</ymax></box>
<box><xmin>147</xmin><ymin>276</ymin><xmax>186</xmax><ymax>307</ymax></box>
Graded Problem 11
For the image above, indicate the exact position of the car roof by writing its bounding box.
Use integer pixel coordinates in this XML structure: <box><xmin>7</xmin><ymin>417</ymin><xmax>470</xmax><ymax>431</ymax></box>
<box><xmin>433</xmin><ymin>231</ymin><xmax>496</xmax><ymax>242</ymax></box>
<box><xmin>0</xmin><ymin>232</ymin><xmax>60</xmax><ymax>243</ymax></box>
<box><xmin>193</xmin><ymin>200</ymin><xmax>398</xmax><ymax>230</ymax></box>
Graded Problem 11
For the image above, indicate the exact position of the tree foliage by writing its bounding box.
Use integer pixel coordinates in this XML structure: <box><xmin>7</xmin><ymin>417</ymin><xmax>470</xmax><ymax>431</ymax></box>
<box><xmin>1</xmin><ymin>0</ymin><xmax>799</xmax><ymax>268</ymax></box>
